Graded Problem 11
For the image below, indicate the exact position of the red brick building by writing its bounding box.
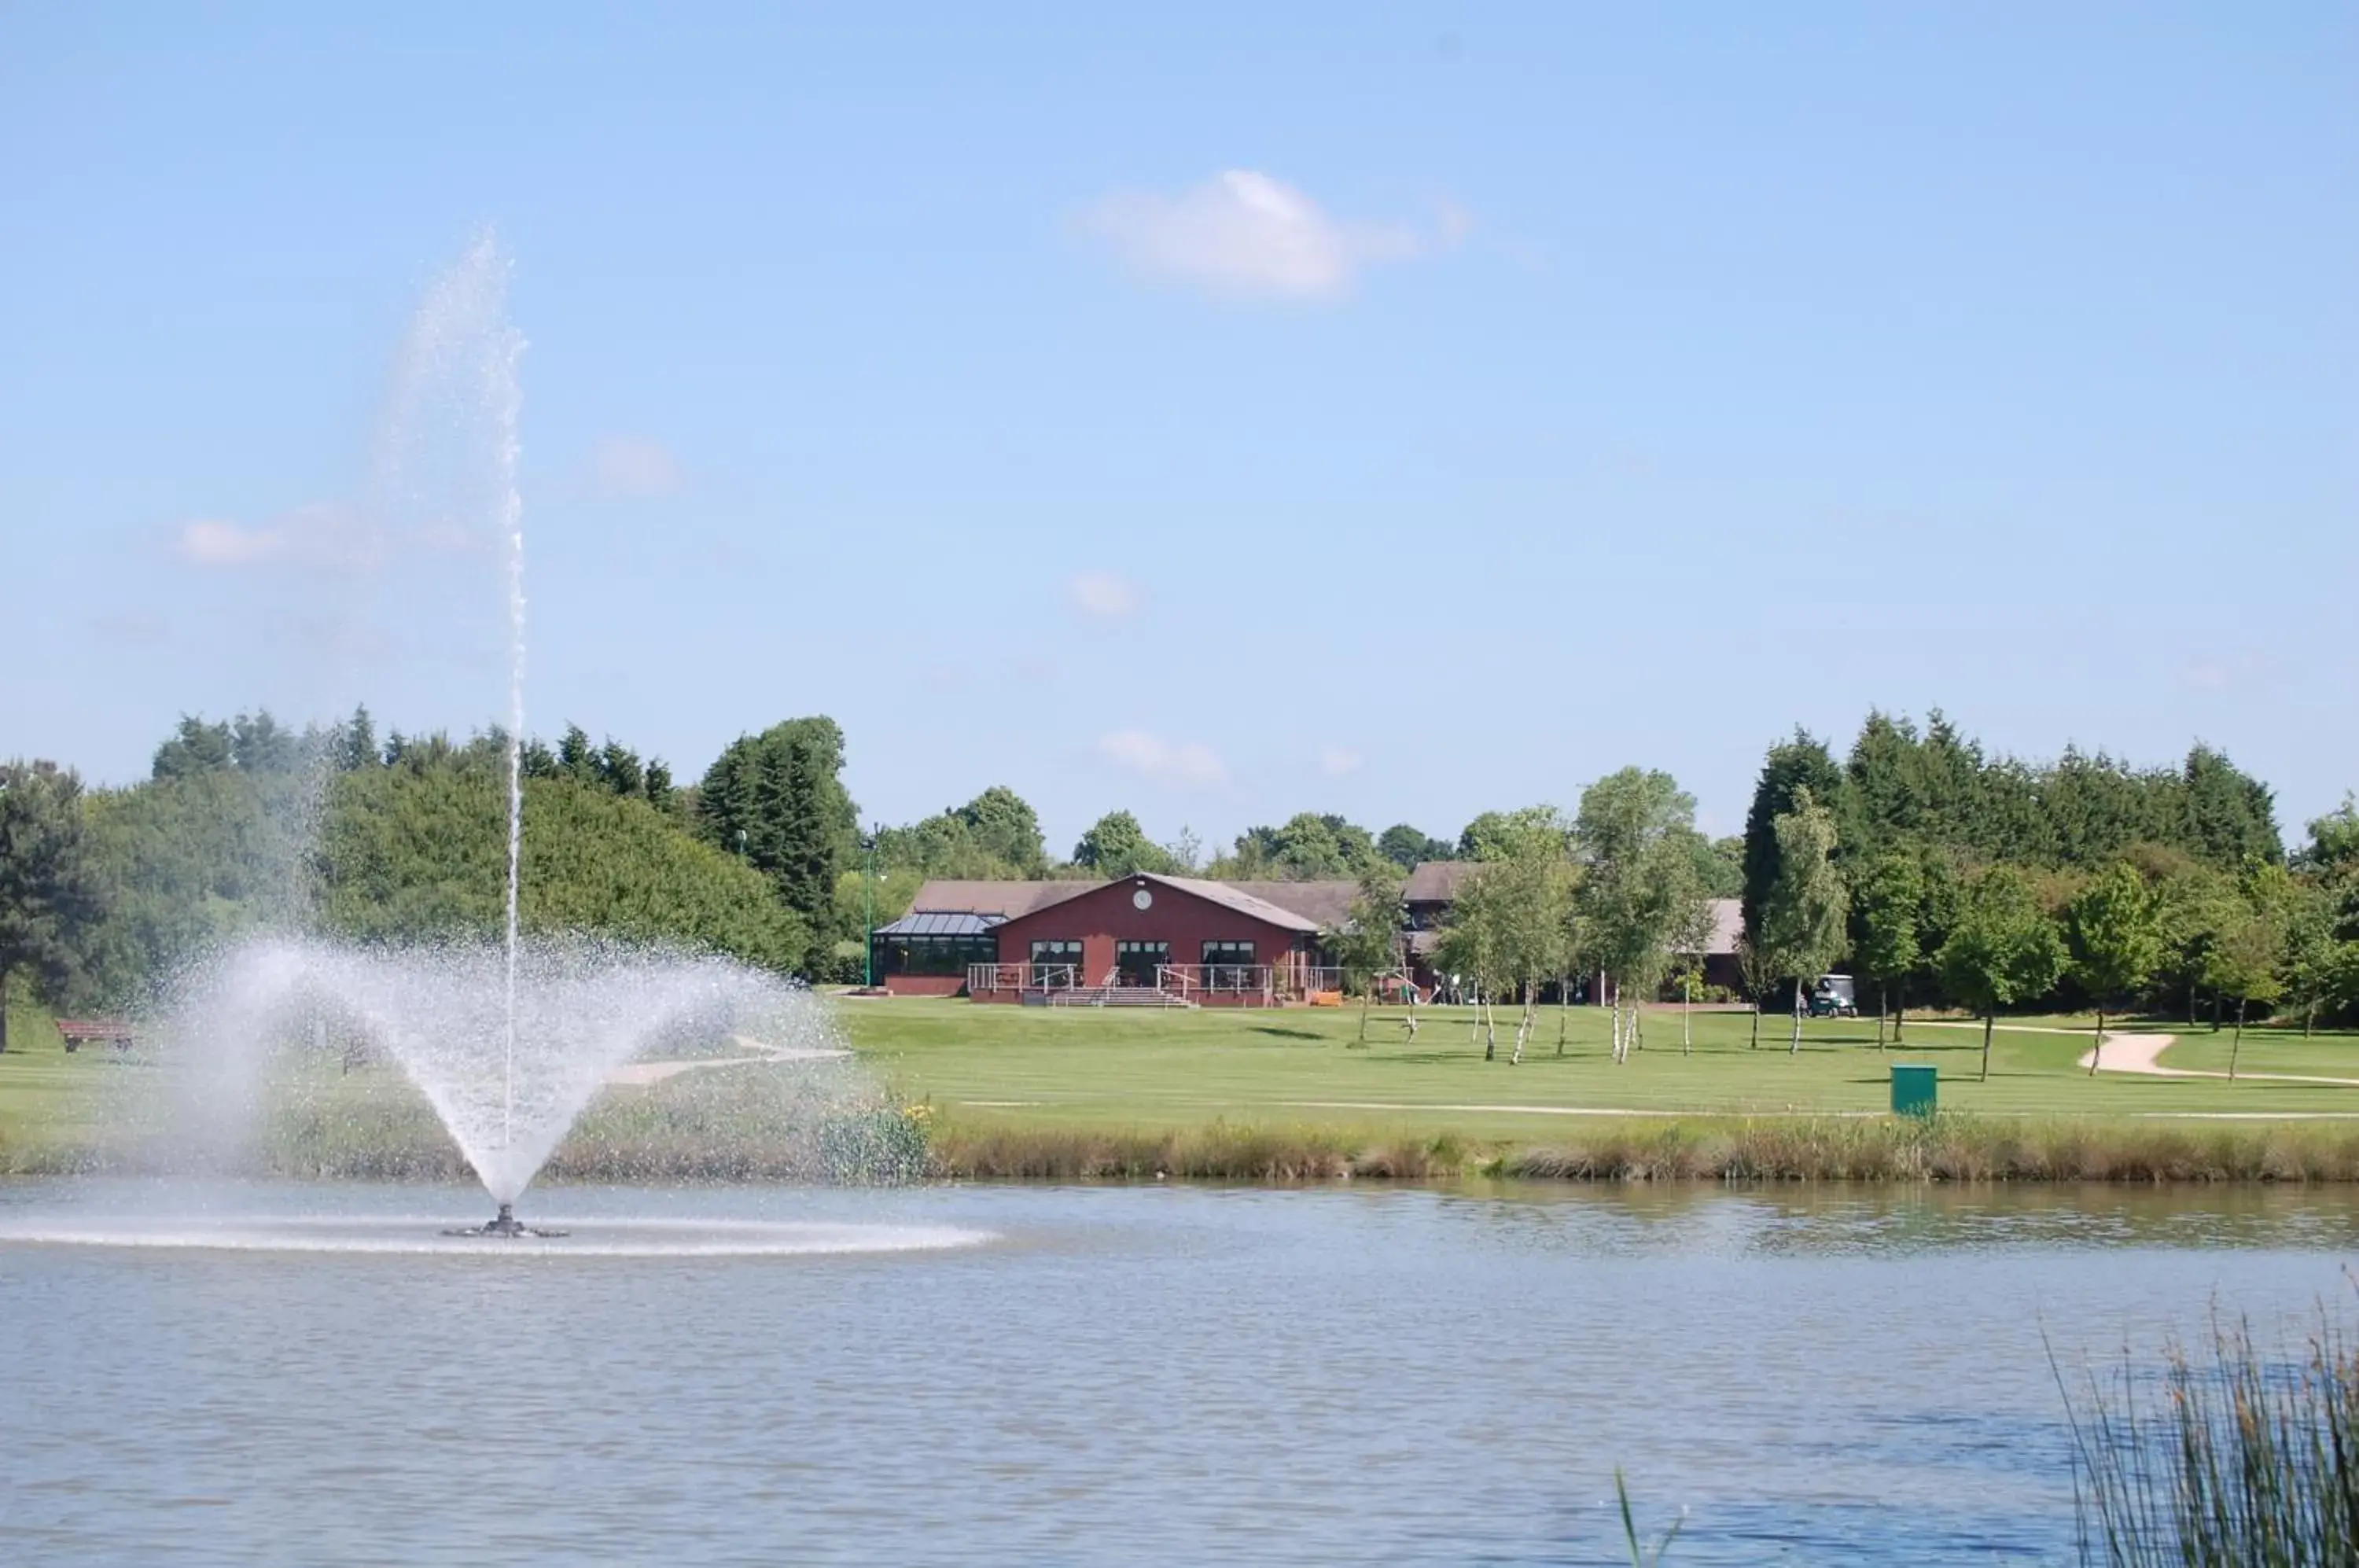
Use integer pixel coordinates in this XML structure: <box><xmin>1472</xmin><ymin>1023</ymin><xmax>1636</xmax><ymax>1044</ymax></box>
<box><xmin>874</xmin><ymin>873</ymin><xmax>1349</xmax><ymax>1004</ymax></box>
<box><xmin>868</xmin><ymin>866</ymin><xmax>1742</xmax><ymax>1005</ymax></box>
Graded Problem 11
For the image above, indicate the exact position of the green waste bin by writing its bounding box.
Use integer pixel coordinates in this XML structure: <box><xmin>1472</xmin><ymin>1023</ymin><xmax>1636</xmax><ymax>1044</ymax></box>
<box><xmin>1891</xmin><ymin>1064</ymin><xmax>1938</xmax><ymax>1117</ymax></box>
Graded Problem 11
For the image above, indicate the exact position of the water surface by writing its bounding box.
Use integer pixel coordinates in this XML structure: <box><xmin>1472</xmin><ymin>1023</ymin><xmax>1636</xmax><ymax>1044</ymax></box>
<box><xmin>1</xmin><ymin>1180</ymin><xmax>2350</xmax><ymax>1566</ymax></box>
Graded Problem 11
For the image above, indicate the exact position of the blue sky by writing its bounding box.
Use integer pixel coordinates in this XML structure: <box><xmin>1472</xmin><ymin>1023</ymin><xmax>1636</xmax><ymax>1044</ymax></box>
<box><xmin>3</xmin><ymin>2</ymin><xmax>2353</xmax><ymax>854</ymax></box>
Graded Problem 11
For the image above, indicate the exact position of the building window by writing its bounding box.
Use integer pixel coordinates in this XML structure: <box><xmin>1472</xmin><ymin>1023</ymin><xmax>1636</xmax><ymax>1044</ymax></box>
<box><xmin>1114</xmin><ymin>940</ymin><xmax>1168</xmax><ymax>986</ymax></box>
<box><xmin>877</xmin><ymin>933</ymin><xmax>999</xmax><ymax>977</ymax></box>
<box><xmin>1202</xmin><ymin>940</ymin><xmax>1257</xmax><ymax>991</ymax></box>
<box><xmin>1030</xmin><ymin>940</ymin><xmax>1082</xmax><ymax>987</ymax></box>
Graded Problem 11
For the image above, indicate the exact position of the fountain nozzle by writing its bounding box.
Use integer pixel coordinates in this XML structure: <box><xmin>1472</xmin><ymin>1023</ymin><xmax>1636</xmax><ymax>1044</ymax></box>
<box><xmin>442</xmin><ymin>1202</ymin><xmax>568</xmax><ymax>1239</ymax></box>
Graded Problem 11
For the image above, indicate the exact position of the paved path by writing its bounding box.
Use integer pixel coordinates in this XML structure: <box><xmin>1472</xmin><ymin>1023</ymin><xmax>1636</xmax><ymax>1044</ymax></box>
<box><xmin>606</xmin><ymin>1032</ymin><xmax>849</xmax><ymax>1088</ymax></box>
<box><xmin>1912</xmin><ymin>1019</ymin><xmax>2359</xmax><ymax>1088</ymax></box>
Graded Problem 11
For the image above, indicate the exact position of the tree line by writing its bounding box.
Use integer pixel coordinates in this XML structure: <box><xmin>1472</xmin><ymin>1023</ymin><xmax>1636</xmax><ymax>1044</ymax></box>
<box><xmin>1341</xmin><ymin>710</ymin><xmax>2356</xmax><ymax>1075</ymax></box>
<box><xmin>1</xmin><ymin>703</ymin><xmax>2351</xmax><ymax>1051</ymax></box>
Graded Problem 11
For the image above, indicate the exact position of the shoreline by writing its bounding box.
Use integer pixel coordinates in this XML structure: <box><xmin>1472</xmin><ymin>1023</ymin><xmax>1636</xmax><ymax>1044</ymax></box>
<box><xmin>12</xmin><ymin>1110</ymin><xmax>2359</xmax><ymax>1187</ymax></box>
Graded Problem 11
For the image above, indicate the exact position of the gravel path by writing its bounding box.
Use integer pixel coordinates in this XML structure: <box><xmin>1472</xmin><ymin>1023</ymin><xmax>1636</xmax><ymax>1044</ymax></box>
<box><xmin>606</xmin><ymin>1032</ymin><xmax>849</xmax><ymax>1088</ymax></box>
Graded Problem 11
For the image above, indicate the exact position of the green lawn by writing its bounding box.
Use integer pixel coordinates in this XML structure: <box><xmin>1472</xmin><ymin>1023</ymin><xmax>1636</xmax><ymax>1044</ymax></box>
<box><xmin>0</xmin><ymin>1000</ymin><xmax>121</xmax><ymax>1158</ymax></box>
<box><xmin>6</xmin><ymin>996</ymin><xmax>2357</xmax><ymax>1169</ymax></box>
<box><xmin>837</xmin><ymin>999</ymin><xmax>2359</xmax><ymax>1143</ymax></box>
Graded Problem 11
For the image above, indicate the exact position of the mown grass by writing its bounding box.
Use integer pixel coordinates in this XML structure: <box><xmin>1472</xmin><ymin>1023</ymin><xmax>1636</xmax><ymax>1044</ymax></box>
<box><xmin>6</xmin><ymin>996</ymin><xmax>2359</xmax><ymax>1185</ymax></box>
<box><xmin>839</xmin><ymin>999</ymin><xmax>2359</xmax><ymax>1136</ymax></box>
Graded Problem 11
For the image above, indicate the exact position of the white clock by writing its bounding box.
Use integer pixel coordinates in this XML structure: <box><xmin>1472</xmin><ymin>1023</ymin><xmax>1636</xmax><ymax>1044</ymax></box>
<box><xmin>1132</xmin><ymin>887</ymin><xmax>1153</xmax><ymax>910</ymax></box>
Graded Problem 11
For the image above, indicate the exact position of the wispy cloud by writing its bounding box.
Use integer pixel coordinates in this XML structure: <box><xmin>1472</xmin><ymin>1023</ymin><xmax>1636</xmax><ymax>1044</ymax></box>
<box><xmin>175</xmin><ymin>504</ymin><xmax>383</xmax><ymax>572</ymax></box>
<box><xmin>1080</xmin><ymin>171</ymin><xmax>1466</xmax><ymax>301</ymax></box>
<box><xmin>1097</xmin><ymin>728</ymin><xmax>1230</xmax><ymax>792</ymax></box>
<box><xmin>594</xmin><ymin>436</ymin><xmax>682</xmax><ymax>497</ymax></box>
<box><xmin>1318</xmin><ymin>744</ymin><xmax>1365</xmax><ymax>778</ymax></box>
<box><xmin>1068</xmin><ymin>569</ymin><xmax>1143</xmax><ymax>620</ymax></box>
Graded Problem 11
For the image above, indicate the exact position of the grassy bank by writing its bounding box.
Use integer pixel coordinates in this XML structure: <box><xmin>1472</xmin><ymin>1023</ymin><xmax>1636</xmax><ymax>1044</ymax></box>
<box><xmin>5</xmin><ymin>996</ymin><xmax>2359</xmax><ymax>1185</ymax></box>
<box><xmin>928</xmin><ymin>1113</ymin><xmax>2359</xmax><ymax>1183</ymax></box>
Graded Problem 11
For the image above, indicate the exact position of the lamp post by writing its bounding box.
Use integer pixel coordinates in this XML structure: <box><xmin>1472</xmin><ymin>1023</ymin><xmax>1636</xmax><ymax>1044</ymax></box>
<box><xmin>862</xmin><ymin>825</ymin><xmax>878</xmax><ymax>991</ymax></box>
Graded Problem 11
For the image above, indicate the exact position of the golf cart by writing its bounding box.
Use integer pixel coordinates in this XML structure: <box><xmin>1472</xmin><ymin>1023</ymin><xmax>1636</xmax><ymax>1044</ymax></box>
<box><xmin>1807</xmin><ymin>974</ymin><xmax>1858</xmax><ymax>1018</ymax></box>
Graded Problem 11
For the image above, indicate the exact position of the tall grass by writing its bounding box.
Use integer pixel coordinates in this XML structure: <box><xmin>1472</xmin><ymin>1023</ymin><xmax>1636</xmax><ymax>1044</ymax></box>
<box><xmin>2064</xmin><ymin>1295</ymin><xmax>2359</xmax><ymax>1565</ymax></box>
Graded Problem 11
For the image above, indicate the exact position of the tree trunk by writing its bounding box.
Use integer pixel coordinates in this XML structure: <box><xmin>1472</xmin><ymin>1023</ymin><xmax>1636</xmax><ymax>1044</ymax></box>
<box><xmin>0</xmin><ymin>969</ymin><xmax>9</xmax><ymax>1054</ymax></box>
<box><xmin>1356</xmin><ymin>982</ymin><xmax>1371</xmax><ymax>1046</ymax></box>
<box><xmin>1893</xmin><ymin>983</ymin><xmax>1904</xmax><ymax>1042</ymax></box>
<box><xmin>2211</xmin><ymin>992</ymin><xmax>2221</xmax><ymax>1033</ymax></box>
<box><xmin>2228</xmin><ymin>997</ymin><xmax>2246</xmax><ymax>1080</ymax></box>
<box><xmin>1557</xmin><ymin>980</ymin><xmax>1569</xmax><ymax>1055</ymax></box>
<box><xmin>1980</xmin><ymin>1012</ymin><xmax>1993</xmax><ymax>1082</ymax></box>
<box><xmin>1749</xmin><ymin>1001</ymin><xmax>1760</xmax><ymax>1051</ymax></box>
<box><xmin>2188</xmin><ymin>981</ymin><xmax>2198</xmax><ymax>1026</ymax></box>
<box><xmin>1511</xmin><ymin>982</ymin><xmax>1533</xmax><ymax>1065</ymax></box>
<box><xmin>1875</xmin><ymin>985</ymin><xmax>1887</xmax><ymax>1051</ymax></box>
<box><xmin>1682</xmin><ymin>979</ymin><xmax>1692</xmax><ymax>1056</ymax></box>
<box><xmin>2305</xmin><ymin>999</ymin><xmax>2315</xmax><ymax>1039</ymax></box>
<box><xmin>1483</xmin><ymin>999</ymin><xmax>1497</xmax><ymax>1060</ymax></box>
<box><xmin>2089</xmin><ymin>1008</ymin><xmax>2105</xmax><ymax>1077</ymax></box>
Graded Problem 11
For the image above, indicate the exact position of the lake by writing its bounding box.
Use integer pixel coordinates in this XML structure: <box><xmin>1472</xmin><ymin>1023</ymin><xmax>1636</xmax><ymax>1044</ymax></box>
<box><xmin>2</xmin><ymin>1180</ymin><xmax>2352</xmax><ymax>1565</ymax></box>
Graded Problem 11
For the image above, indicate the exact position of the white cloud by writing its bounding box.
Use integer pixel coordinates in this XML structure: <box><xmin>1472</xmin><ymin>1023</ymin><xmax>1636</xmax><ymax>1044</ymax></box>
<box><xmin>1319</xmin><ymin>744</ymin><xmax>1365</xmax><ymax>778</ymax></box>
<box><xmin>1098</xmin><ymin>729</ymin><xmax>1230</xmax><ymax>792</ymax></box>
<box><xmin>1081</xmin><ymin>170</ymin><xmax>1464</xmax><ymax>300</ymax></box>
<box><xmin>594</xmin><ymin>436</ymin><xmax>682</xmax><ymax>497</ymax></box>
<box><xmin>1068</xmin><ymin>570</ymin><xmax>1143</xmax><ymax>619</ymax></box>
<box><xmin>175</xmin><ymin>504</ymin><xmax>382</xmax><ymax>572</ymax></box>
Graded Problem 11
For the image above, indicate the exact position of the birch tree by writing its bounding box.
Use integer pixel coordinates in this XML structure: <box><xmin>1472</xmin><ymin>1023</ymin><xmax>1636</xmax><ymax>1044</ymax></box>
<box><xmin>1762</xmin><ymin>787</ymin><xmax>1848</xmax><ymax>1054</ymax></box>
<box><xmin>1573</xmin><ymin>768</ymin><xmax>1707</xmax><ymax>1066</ymax></box>
<box><xmin>1328</xmin><ymin>863</ymin><xmax>1407</xmax><ymax>1047</ymax></box>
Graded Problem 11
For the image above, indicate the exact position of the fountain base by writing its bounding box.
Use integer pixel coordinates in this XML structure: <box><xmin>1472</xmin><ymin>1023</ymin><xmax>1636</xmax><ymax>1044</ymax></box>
<box><xmin>440</xmin><ymin>1203</ymin><xmax>568</xmax><ymax>1239</ymax></box>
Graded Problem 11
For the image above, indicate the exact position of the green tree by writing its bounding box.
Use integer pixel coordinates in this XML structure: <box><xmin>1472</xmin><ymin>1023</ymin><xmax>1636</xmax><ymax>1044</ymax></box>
<box><xmin>955</xmin><ymin>786</ymin><xmax>1047</xmax><ymax>877</ymax></box>
<box><xmin>151</xmin><ymin>716</ymin><xmax>235</xmax><ymax>778</ymax></box>
<box><xmin>2179</xmin><ymin>745</ymin><xmax>2282</xmax><ymax>870</ymax></box>
<box><xmin>1326</xmin><ymin>863</ymin><xmax>1408</xmax><ymax>1044</ymax></box>
<box><xmin>2066</xmin><ymin>863</ymin><xmax>2162</xmax><ymax>1075</ymax></box>
<box><xmin>1457</xmin><ymin>806</ymin><xmax>1571</xmax><ymax>863</ymax></box>
<box><xmin>697</xmin><ymin>718</ymin><xmax>860</xmax><ymax>938</ymax></box>
<box><xmin>1938</xmin><ymin>866</ymin><xmax>2068</xmax><ymax>1081</ymax></box>
<box><xmin>1378</xmin><ymin>823</ymin><xmax>1452</xmax><ymax>870</ymax></box>
<box><xmin>2206</xmin><ymin>902</ymin><xmax>2285</xmax><ymax>1080</ymax></box>
<box><xmin>1741</xmin><ymin>730</ymin><xmax>1846</xmax><ymax>953</ymax></box>
<box><xmin>1436</xmin><ymin>847</ymin><xmax>1570</xmax><ymax>1062</ymax></box>
<box><xmin>0</xmin><ymin>763</ymin><xmax>104</xmax><ymax>1051</ymax></box>
<box><xmin>1849</xmin><ymin>848</ymin><xmax>1924</xmax><ymax>1048</ymax></box>
<box><xmin>1071</xmin><ymin>811</ymin><xmax>1174</xmax><ymax>876</ymax></box>
<box><xmin>1573</xmin><ymin>769</ymin><xmax>1706</xmax><ymax>1064</ymax></box>
<box><xmin>1763</xmin><ymin>786</ymin><xmax>1848</xmax><ymax>1054</ymax></box>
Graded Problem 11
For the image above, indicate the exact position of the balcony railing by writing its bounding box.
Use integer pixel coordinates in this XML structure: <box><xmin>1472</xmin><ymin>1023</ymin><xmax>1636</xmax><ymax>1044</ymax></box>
<box><xmin>967</xmin><ymin>963</ymin><xmax>1078</xmax><ymax>992</ymax></box>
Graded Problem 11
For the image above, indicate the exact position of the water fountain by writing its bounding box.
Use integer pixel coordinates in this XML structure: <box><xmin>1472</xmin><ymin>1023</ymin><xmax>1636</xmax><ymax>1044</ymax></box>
<box><xmin>0</xmin><ymin>233</ymin><xmax>986</xmax><ymax>1257</ymax></box>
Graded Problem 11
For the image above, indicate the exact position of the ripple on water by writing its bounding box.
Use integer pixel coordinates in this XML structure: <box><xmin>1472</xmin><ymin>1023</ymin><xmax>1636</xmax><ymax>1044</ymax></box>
<box><xmin>0</xmin><ymin>1213</ymin><xmax>995</xmax><ymax>1258</ymax></box>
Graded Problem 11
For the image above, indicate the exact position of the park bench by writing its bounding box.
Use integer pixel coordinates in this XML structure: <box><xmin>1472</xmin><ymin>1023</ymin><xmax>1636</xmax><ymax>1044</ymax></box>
<box><xmin>54</xmin><ymin>1018</ymin><xmax>138</xmax><ymax>1053</ymax></box>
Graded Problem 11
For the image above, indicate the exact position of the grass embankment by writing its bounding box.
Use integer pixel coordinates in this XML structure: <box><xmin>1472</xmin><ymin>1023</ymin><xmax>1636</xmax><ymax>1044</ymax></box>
<box><xmin>845</xmin><ymin>999</ymin><xmax>2359</xmax><ymax>1183</ymax></box>
<box><xmin>4</xmin><ymin>996</ymin><xmax>2358</xmax><ymax>1183</ymax></box>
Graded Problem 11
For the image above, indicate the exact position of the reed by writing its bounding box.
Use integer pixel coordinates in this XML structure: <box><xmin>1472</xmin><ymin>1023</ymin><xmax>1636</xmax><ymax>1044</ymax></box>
<box><xmin>2063</xmin><ymin>1297</ymin><xmax>2359</xmax><ymax>1565</ymax></box>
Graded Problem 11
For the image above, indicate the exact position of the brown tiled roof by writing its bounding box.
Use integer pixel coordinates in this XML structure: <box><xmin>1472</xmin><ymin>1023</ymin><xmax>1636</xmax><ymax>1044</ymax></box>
<box><xmin>1217</xmin><ymin>880</ymin><xmax>1358</xmax><ymax>929</ymax></box>
<box><xmin>905</xmin><ymin>879</ymin><xmax>1095</xmax><ymax>920</ymax></box>
<box><xmin>1148</xmin><ymin>875</ymin><xmax>1323</xmax><ymax>933</ymax></box>
<box><xmin>1403</xmin><ymin>860</ymin><xmax>1477</xmax><ymax>903</ymax></box>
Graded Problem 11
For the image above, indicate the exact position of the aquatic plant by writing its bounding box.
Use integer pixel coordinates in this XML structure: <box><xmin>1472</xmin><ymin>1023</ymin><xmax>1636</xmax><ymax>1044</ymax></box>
<box><xmin>2063</xmin><ymin>1294</ymin><xmax>2359</xmax><ymax>1565</ymax></box>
